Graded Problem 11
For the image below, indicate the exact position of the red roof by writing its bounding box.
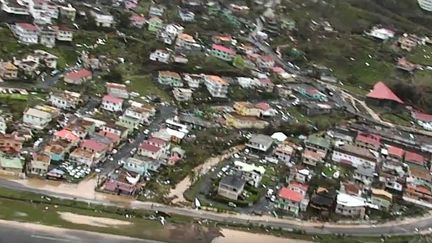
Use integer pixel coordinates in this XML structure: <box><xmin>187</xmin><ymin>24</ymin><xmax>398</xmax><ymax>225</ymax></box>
<box><xmin>146</xmin><ymin>137</ymin><xmax>167</xmax><ymax>146</ymax></box>
<box><xmin>278</xmin><ymin>187</ymin><xmax>303</xmax><ymax>203</ymax></box>
<box><xmin>366</xmin><ymin>82</ymin><xmax>404</xmax><ymax>104</ymax></box>
<box><xmin>413</xmin><ymin>111</ymin><xmax>432</xmax><ymax>123</ymax></box>
<box><xmin>212</xmin><ymin>44</ymin><xmax>236</xmax><ymax>55</ymax></box>
<box><xmin>54</xmin><ymin>129</ymin><xmax>79</xmax><ymax>142</ymax></box>
<box><xmin>255</xmin><ymin>102</ymin><xmax>271</xmax><ymax>111</ymax></box>
<box><xmin>260</xmin><ymin>55</ymin><xmax>273</xmax><ymax>62</ymax></box>
<box><xmin>80</xmin><ymin>139</ymin><xmax>108</xmax><ymax>152</ymax></box>
<box><xmin>289</xmin><ymin>181</ymin><xmax>309</xmax><ymax>192</ymax></box>
<box><xmin>64</xmin><ymin>69</ymin><xmax>92</xmax><ymax>81</ymax></box>
<box><xmin>140</xmin><ymin>143</ymin><xmax>161</xmax><ymax>153</ymax></box>
<box><xmin>16</xmin><ymin>22</ymin><xmax>38</xmax><ymax>32</ymax></box>
<box><xmin>387</xmin><ymin>146</ymin><xmax>405</xmax><ymax>159</ymax></box>
<box><xmin>356</xmin><ymin>133</ymin><xmax>381</xmax><ymax>146</ymax></box>
<box><xmin>98</xmin><ymin>130</ymin><xmax>120</xmax><ymax>143</ymax></box>
<box><xmin>102</xmin><ymin>95</ymin><xmax>123</xmax><ymax>104</ymax></box>
<box><xmin>405</xmin><ymin>151</ymin><xmax>425</xmax><ymax>166</ymax></box>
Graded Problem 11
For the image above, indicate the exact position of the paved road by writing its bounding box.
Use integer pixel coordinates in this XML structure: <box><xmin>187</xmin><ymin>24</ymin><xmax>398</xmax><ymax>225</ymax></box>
<box><xmin>0</xmin><ymin>219</ymin><xmax>162</xmax><ymax>243</ymax></box>
<box><xmin>0</xmin><ymin>178</ymin><xmax>429</xmax><ymax>237</ymax></box>
<box><xmin>100</xmin><ymin>105</ymin><xmax>176</xmax><ymax>175</ymax></box>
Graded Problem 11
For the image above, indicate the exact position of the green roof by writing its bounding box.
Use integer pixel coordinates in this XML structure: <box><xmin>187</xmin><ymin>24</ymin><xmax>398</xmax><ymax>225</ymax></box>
<box><xmin>306</xmin><ymin>135</ymin><xmax>331</xmax><ymax>149</ymax></box>
<box><xmin>0</xmin><ymin>157</ymin><xmax>23</xmax><ymax>169</ymax></box>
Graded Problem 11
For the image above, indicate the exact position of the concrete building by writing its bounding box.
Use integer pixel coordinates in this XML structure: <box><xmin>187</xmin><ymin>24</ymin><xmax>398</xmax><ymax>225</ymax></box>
<box><xmin>218</xmin><ymin>175</ymin><xmax>246</xmax><ymax>200</ymax></box>
<box><xmin>246</xmin><ymin>134</ymin><xmax>273</xmax><ymax>152</ymax></box>
<box><xmin>204</xmin><ymin>75</ymin><xmax>229</xmax><ymax>98</ymax></box>
<box><xmin>418</xmin><ymin>0</ymin><xmax>432</xmax><ymax>11</ymax></box>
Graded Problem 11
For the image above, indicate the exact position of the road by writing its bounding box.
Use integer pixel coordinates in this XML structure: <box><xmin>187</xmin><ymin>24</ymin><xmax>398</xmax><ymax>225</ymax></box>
<box><xmin>0</xmin><ymin>219</ymin><xmax>162</xmax><ymax>243</ymax></box>
<box><xmin>0</xmin><ymin>177</ymin><xmax>430</xmax><ymax>237</ymax></box>
<box><xmin>100</xmin><ymin>105</ymin><xmax>176</xmax><ymax>175</ymax></box>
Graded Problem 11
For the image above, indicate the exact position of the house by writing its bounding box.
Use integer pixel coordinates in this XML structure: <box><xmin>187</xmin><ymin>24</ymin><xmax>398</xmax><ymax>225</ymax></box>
<box><xmin>80</xmin><ymin>139</ymin><xmax>108</xmax><ymax>161</ymax></box>
<box><xmin>130</xmin><ymin>14</ymin><xmax>146</xmax><ymax>28</ymax></box>
<box><xmin>103</xmin><ymin>168</ymin><xmax>141</xmax><ymax>195</ymax></box>
<box><xmin>397</xmin><ymin>57</ymin><xmax>418</xmax><ymax>73</ymax></box>
<box><xmin>183</xmin><ymin>74</ymin><xmax>202</xmax><ymax>89</ymax></box>
<box><xmin>178</xmin><ymin>113</ymin><xmax>215</xmax><ymax>130</ymax></box>
<box><xmin>69</xmin><ymin>148</ymin><xmax>96</xmax><ymax>167</ymax></box>
<box><xmin>386</xmin><ymin>145</ymin><xmax>405</xmax><ymax>161</ymax></box>
<box><xmin>100</xmin><ymin>123</ymin><xmax>128</xmax><ymax>140</ymax></box>
<box><xmin>340</xmin><ymin>182</ymin><xmax>362</xmax><ymax>197</ymax></box>
<box><xmin>91</xmin><ymin>11</ymin><xmax>115</xmax><ymax>28</ymax></box>
<box><xmin>64</xmin><ymin>69</ymin><xmax>92</xmax><ymax>85</ymax></box>
<box><xmin>0</xmin><ymin>154</ymin><xmax>23</xmax><ymax>176</ymax></box>
<box><xmin>147</xmin><ymin>16</ymin><xmax>163</xmax><ymax>32</ymax></box>
<box><xmin>106</xmin><ymin>82</ymin><xmax>128</xmax><ymax>99</ymax></box>
<box><xmin>276</xmin><ymin>182</ymin><xmax>309</xmax><ymax>216</ymax></box>
<box><xmin>0</xmin><ymin>62</ymin><xmax>18</xmax><ymax>80</ymax></box>
<box><xmin>405</xmin><ymin>151</ymin><xmax>426</xmax><ymax>168</ymax></box>
<box><xmin>12</xmin><ymin>23</ymin><xmax>39</xmax><ymax>44</ymax></box>
<box><xmin>302</xmin><ymin>150</ymin><xmax>324</xmax><ymax>167</ymax></box>
<box><xmin>23</xmin><ymin>108</ymin><xmax>52</xmax><ymax>129</ymax></box>
<box><xmin>304</xmin><ymin>135</ymin><xmax>331</xmax><ymax>157</ymax></box>
<box><xmin>0</xmin><ymin>116</ymin><xmax>5</xmax><ymax>134</ymax></box>
<box><xmin>309</xmin><ymin>187</ymin><xmax>337</xmax><ymax>215</ymax></box>
<box><xmin>49</xmin><ymin>90</ymin><xmax>81</xmax><ymax>110</ymax></box>
<box><xmin>158</xmin><ymin>71</ymin><xmax>183</xmax><ymax>87</ymax></box>
<box><xmin>138</xmin><ymin>142</ymin><xmax>163</xmax><ymax>160</ymax></box>
<box><xmin>161</xmin><ymin>24</ymin><xmax>184</xmax><ymax>44</ymax></box>
<box><xmin>218</xmin><ymin>175</ymin><xmax>246</xmax><ymax>200</ymax></box>
<box><xmin>335</xmin><ymin>192</ymin><xmax>366</xmax><ymax>218</ymax></box>
<box><xmin>355</xmin><ymin>133</ymin><xmax>381</xmax><ymax>151</ymax></box>
<box><xmin>257</xmin><ymin>55</ymin><xmax>275</xmax><ymax>69</ymax></box>
<box><xmin>54</xmin><ymin>129</ymin><xmax>80</xmax><ymax>144</ymax></box>
<box><xmin>101</xmin><ymin>95</ymin><xmax>123</xmax><ymax>112</ymax></box>
<box><xmin>295</xmin><ymin>168</ymin><xmax>311</xmax><ymax>183</ymax></box>
<box><xmin>332</xmin><ymin>144</ymin><xmax>377</xmax><ymax>168</ymax></box>
<box><xmin>167</xmin><ymin>146</ymin><xmax>185</xmax><ymax>166</ymax></box>
<box><xmin>0</xmin><ymin>132</ymin><xmax>25</xmax><ymax>154</ymax></box>
<box><xmin>43</xmin><ymin>140</ymin><xmax>71</xmax><ymax>162</ymax></box>
<box><xmin>210</xmin><ymin>44</ymin><xmax>236</xmax><ymax>61</ymax></box>
<box><xmin>398</xmin><ymin>34</ymin><xmax>421</xmax><ymax>51</ymax></box>
<box><xmin>371</xmin><ymin>188</ymin><xmax>392</xmax><ymax>211</ymax></box>
<box><xmin>412</xmin><ymin>110</ymin><xmax>432</xmax><ymax>131</ymax></box>
<box><xmin>116</xmin><ymin>115</ymin><xmax>140</xmax><ymax>131</ymax></box>
<box><xmin>246</xmin><ymin>134</ymin><xmax>273</xmax><ymax>152</ymax></box>
<box><xmin>179</xmin><ymin>8</ymin><xmax>195</xmax><ymax>22</ymax></box>
<box><xmin>59</xmin><ymin>4</ymin><xmax>76</xmax><ymax>21</ymax></box>
<box><xmin>233</xmin><ymin>161</ymin><xmax>265</xmax><ymax>188</ymax></box>
<box><xmin>151</xmin><ymin>127</ymin><xmax>187</xmax><ymax>144</ymax></box>
<box><xmin>204</xmin><ymin>75</ymin><xmax>229</xmax><ymax>98</ymax></box>
<box><xmin>408</xmin><ymin>165</ymin><xmax>431</xmax><ymax>184</ymax></box>
<box><xmin>1</xmin><ymin>0</ymin><xmax>29</xmax><ymax>15</ymax></box>
<box><xmin>294</xmin><ymin>86</ymin><xmax>327</xmax><ymax>102</ymax></box>
<box><xmin>302</xmin><ymin>103</ymin><xmax>332</xmax><ymax>116</ymax></box>
<box><xmin>273</xmin><ymin>142</ymin><xmax>294</xmax><ymax>164</ymax></box>
<box><xmin>366</xmin><ymin>82</ymin><xmax>404</xmax><ymax>108</ymax></box>
<box><xmin>149</xmin><ymin>49</ymin><xmax>171</xmax><ymax>64</ymax></box>
<box><xmin>175</xmin><ymin>33</ymin><xmax>198</xmax><ymax>50</ymax></box>
<box><xmin>353</xmin><ymin>165</ymin><xmax>376</xmax><ymax>185</ymax></box>
<box><xmin>28</xmin><ymin>152</ymin><xmax>51</xmax><ymax>176</ymax></box>
<box><xmin>149</xmin><ymin>4</ymin><xmax>165</xmax><ymax>17</ymax></box>
<box><xmin>224</xmin><ymin>113</ymin><xmax>269</xmax><ymax>129</ymax></box>
<box><xmin>54</xmin><ymin>25</ymin><xmax>73</xmax><ymax>42</ymax></box>
<box><xmin>123</xmin><ymin>157</ymin><xmax>160</xmax><ymax>175</ymax></box>
<box><xmin>172</xmin><ymin>88</ymin><xmax>192</xmax><ymax>101</ymax></box>
<box><xmin>367</xmin><ymin>27</ymin><xmax>395</xmax><ymax>41</ymax></box>
<box><xmin>33</xmin><ymin>49</ymin><xmax>58</xmax><ymax>69</ymax></box>
<box><xmin>124</xmin><ymin>105</ymin><xmax>155</xmax><ymax>124</ymax></box>
<box><xmin>39</xmin><ymin>25</ymin><xmax>56</xmax><ymax>48</ymax></box>
<box><xmin>404</xmin><ymin>182</ymin><xmax>432</xmax><ymax>203</ymax></box>
<box><xmin>65</xmin><ymin>117</ymin><xmax>95</xmax><ymax>139</ymax></box>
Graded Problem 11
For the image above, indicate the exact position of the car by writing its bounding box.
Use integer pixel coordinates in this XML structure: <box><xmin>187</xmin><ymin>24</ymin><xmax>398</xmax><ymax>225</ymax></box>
<box><xmin>143</xmin><ymin>129</ymin><xmax>150</xmax><ymax>135</ymax></box>
<box><xmin>94</xmin><ymin>168</ymin><xmax>101</xmax><ymax>173</ymax></box>
<box><xmin>130</xmin><ymin>148</ymin><xmax>137</xmax><ymax>155</ymax></box>
<box><xmin>228</xmin><ymin>202</ymin><xmax>237</xmax><ymax>208</ymax></box>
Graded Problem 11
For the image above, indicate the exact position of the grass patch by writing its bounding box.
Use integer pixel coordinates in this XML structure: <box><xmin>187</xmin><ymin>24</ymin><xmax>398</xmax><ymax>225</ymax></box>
<box><xmin>126</xmin><ymin>74</ymin><xmax>171</xmax><ymax>101</ymax></box>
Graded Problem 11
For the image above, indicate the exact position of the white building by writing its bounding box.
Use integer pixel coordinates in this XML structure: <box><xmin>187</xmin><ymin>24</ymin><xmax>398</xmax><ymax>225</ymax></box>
<box><xmin>124</xmin><ymin>105</ymin><xmax>155</xmax><ymax>124</ymax></box>
<box><xmin>204</xmin><ymin>75</ymin><xmax>229</xmax><ymax>98</ymax></box>
<box><xmin>1</xmin><ymin>0</ymin><xmax>29</xmax><ymax>15</ymax></box>
<box><xmin>419</xmin><ymin>0</ymin><xmax>432</xmax><ymax>11</ymax></box>
<box><xmin>55</xmin><ymin>25</ymin><xmax>73</xmax><ymax>42</ymax></box>
<box><xmin>0</xmin><ymin>116</ymin><xmax>6</xmax><ymax>134</ymax></box>
<box><xmin>172</xmin><ymin>88</ymin><xmax>192</xmax><ymax>102</ymax></box>
<box><xmin>23</xmin><ymin>108</ymin><xmax>52</xmax><ymax>129</ymax></box>
<box><xmin>149</xmin><ymin>49</ymin><xmax>171</xmax><ymax>64</ymax></box>
<box><xmin>49</xmin><ymin>91</ymin><xmax>81</xmax><ymax>110</ymax></box>
<box><xmin>332</xmin><ymin>144</ymin><xmax>377</xmax><ymax>168</ymax></box>
<box><xmin>59</xmin><ymin>4</ymin><xmax>76</xmax><ymax>21</ymax></box>
<box><xmin>233</xmin><ymin>161</ymin><xmax>265</xmax><ymax>188</ymax></box>
<box><xmin>367</xmin><ymin>27</ymin><xmax>395</xmax><ymax>41</ymax></box>
<box><xmin>179</xmin><ymin>9</ymin><xmax>195</xmax><ymax>22</ymax></box>
<box><xmin>12</xmin><ymin>23</ymin><xmax>39</xmax><ymax>44</ymax></box>
<box><xmin>335</xmin><ymin>193</ymin><xmax>366</xmax><ymax>218</ymax></box>
<box><xmin>106</xmin><ymin>82</ymin><xmax>129</xmax><ymax>99</ymax></box>
<box><xmin>101</xmin><ymin>95</ymin><xmax>123</xmax><ymax>112</ymax></box>
<box><xmin>246</xmin><ymin>134</ymin><xmax>273</xmax><ymax>152</ymax></box>
<box><xmin>91</xmin><ymin>11</ymin><xmax>114</xmax><ymax>28</ymax></box>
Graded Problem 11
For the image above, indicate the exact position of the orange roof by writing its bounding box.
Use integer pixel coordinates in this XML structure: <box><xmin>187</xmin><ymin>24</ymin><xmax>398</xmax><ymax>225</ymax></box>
<box><xmin>278</xmin><ymin>187</ymin><xmax>303</xmax><ymax>202</ymax></box>
<box><xmin>54</xmin><ymin>129</ymin><xmax>79</xmax><ymax>142</ymax></box>
<box><xmin>207</xmin><ymin>75</ymin><xmax>227</xmax><ymax>85</ymax></box>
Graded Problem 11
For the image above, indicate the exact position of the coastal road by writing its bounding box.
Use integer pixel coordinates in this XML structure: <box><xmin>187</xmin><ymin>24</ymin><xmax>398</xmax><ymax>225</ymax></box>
<box><xmin>0</xmin><ymin>178</ymin><xmax>429</xmax><ymax>237</ymax></box>
<box><xmin>0</xmin><ymin>219</ymin><xmax>162</xmax><ymax>243</ymax></box>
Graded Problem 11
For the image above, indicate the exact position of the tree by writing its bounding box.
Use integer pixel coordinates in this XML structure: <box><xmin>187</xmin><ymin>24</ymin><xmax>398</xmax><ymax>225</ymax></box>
<box><xmin>102</xmin><ymin>68</ymin><xmax>123</xmax><ymax>83</ymax></box>
<box><xmin>117</xmin><ymin>11</ymin><xmax>132</xmax><ymax>29</ymax></box>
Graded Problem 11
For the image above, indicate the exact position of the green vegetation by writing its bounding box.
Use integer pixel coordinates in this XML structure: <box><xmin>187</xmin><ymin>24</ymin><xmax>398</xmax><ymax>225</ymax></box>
<box><xmin>126</xmin><ymin>75</ymin><xmax>171</xmax><ymax>101</ymax></box>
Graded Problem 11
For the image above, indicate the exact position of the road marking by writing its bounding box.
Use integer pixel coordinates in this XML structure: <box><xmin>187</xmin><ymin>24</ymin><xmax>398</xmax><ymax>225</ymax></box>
<box><xmin>31</xmin><ymin>234</ymin><xmax>71</xmax><ymax>242</ymax></box>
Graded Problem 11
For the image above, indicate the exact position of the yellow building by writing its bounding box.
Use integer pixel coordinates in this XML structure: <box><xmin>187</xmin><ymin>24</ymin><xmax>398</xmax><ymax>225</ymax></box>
<box><xmin>0</xmin><ymin>62</ymin><xmax>18</xmax><ymax>80</ymax></box>
<box><xmin>224</xmin><ymin>113</ymin><xmax>268</xmax><ymax>129</ymax></box>
<box><xmin>233</xmin><ymin>102</ymin><xmax>261</xmax><ymax>117</ymax></box>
